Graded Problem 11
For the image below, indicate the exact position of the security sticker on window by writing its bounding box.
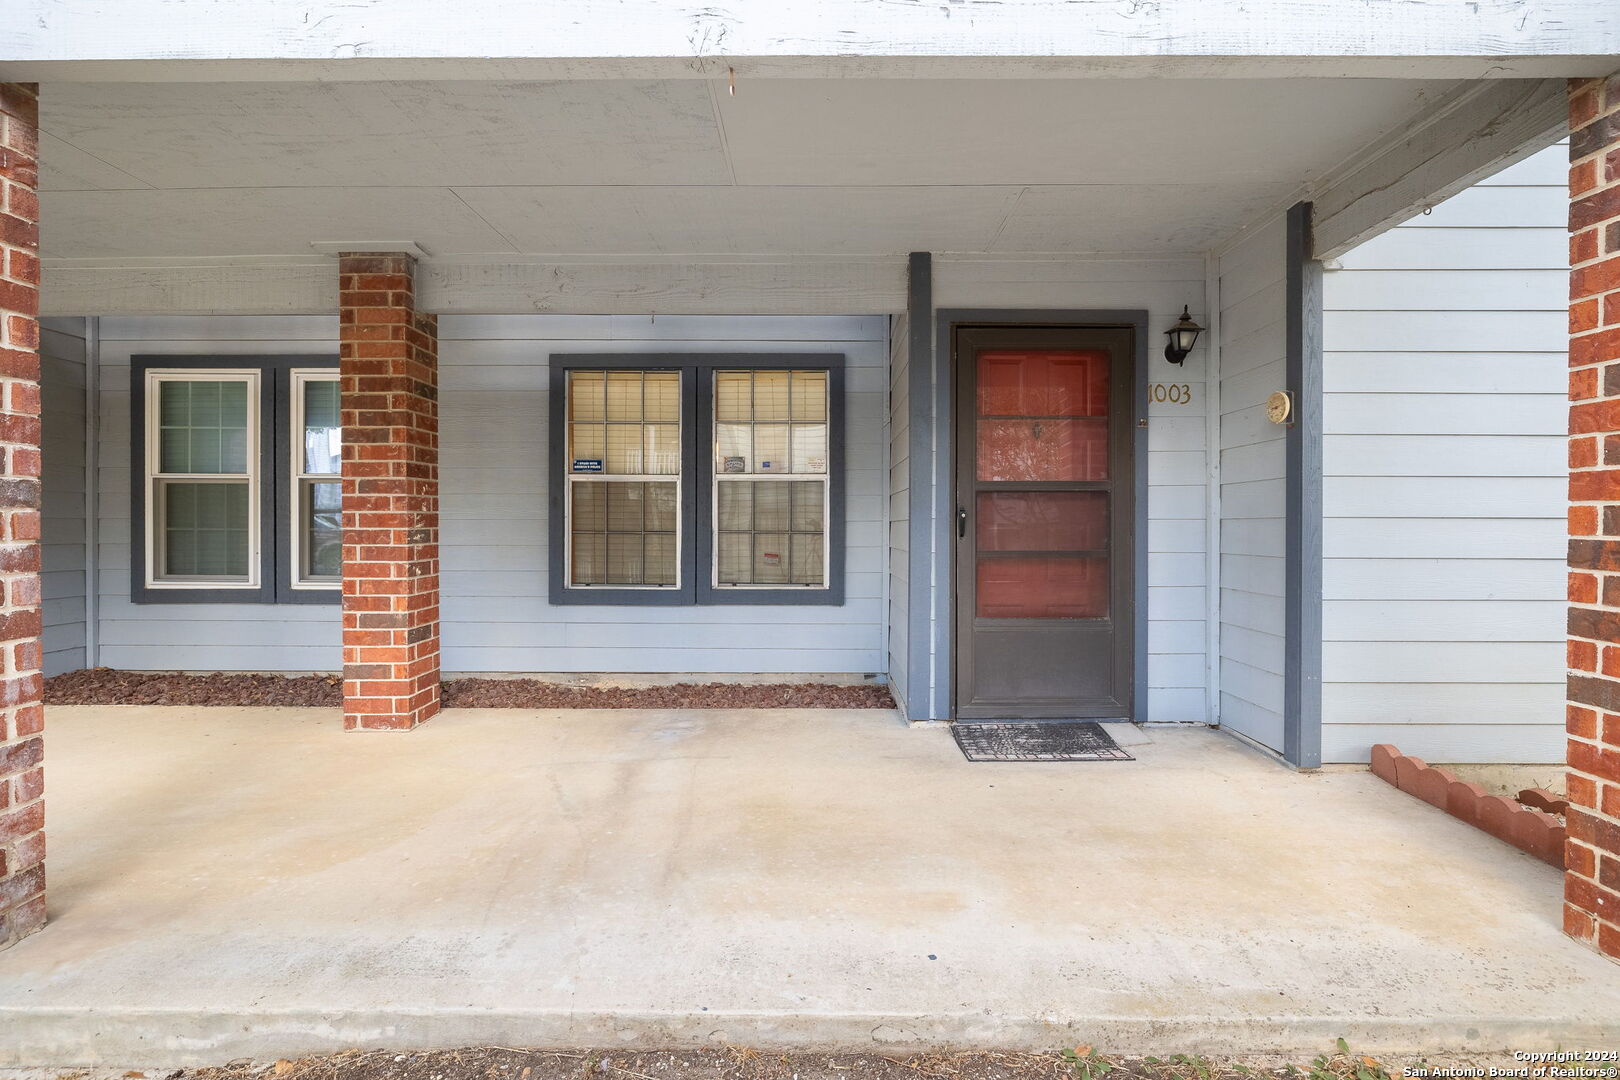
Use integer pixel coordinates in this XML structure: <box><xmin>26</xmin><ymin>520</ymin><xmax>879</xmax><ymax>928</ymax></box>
<box><xmin>723</xmin><ymin>456</ymin><xmax>746</xmax><ymax>474</ymax></box>
<box><xmin>572</xmin><ymin>458</ymin><xmax>603</xmax><ymax>473</ymax></box>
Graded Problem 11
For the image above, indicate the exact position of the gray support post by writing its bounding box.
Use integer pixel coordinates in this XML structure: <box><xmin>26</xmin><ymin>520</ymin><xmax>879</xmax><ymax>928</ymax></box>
<box><xmin>904</xmin><ymin>252</ymin><xmax>936</xmax><ymax>721</ymax></box>
<box><xmin>1284</xmin><ymin>201</ymin><xmax>1324</xmax><ymax>769</ymax></box>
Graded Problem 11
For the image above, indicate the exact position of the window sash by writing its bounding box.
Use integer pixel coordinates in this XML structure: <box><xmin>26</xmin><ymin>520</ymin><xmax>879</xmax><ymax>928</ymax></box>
<box><xmin>145</xmin><ymin>370</ymin><xmax>261</xmax><ymax>588</ymax></box>
<box><xmin>710</xmin><ymin>369</ymin><xmax>832</xmax><ymax>590</ymax></box>
<box><xmin>289</xmin><ymin>370</ymin><xmax>342</xmax><ymax>589</ymax></box>
<box><xmin>711</xmin><ymin>475</ymin><xmax>830</xmax><ymax>589</ymax></box>
<box><xmin>564</xmin><ymin>369</ymin><xmax>683</xmax><ymax>590</ymax></box>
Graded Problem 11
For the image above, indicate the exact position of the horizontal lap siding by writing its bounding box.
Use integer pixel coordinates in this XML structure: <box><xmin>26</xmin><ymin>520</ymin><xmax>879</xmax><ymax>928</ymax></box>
<box><xmin>1216</xmin><ymin>220</ymin><xmax>1288</xmax><ymax>753</ymax></box>
<box><xmin>95</xmin><ymin>316</ymin><xmax>342</xmax><ymax>671</ymax></box>
<box><xmin>95</xmin><ymin>314</ymin><xmax>887</xmax><ymax>674</ymax></box>
<box><xmin>40</xmin><ymin>318</ymin><xmax>88</xmax><ymax>676</ymax></box>
<box><xmin>1320</xmin><ymin>143</ymin><xmax>1567</xmax><ymax>764</ymax></box>
<box><xmin>437</xmin><ymin>314</ymin><xmax>887</xmax><ymax>672</ymax></box>
<box><xmin>934</xmin><ymin>256</ymin><xmax>1211</xmax><ymax>722</ymax></box>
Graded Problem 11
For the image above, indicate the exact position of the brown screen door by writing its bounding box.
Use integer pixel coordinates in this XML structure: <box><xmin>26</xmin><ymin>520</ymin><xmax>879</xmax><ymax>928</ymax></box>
<box><xmin>953</xmin><ymin>326</ymin><xmax>1136</xmax><ymax>719</ymax></box>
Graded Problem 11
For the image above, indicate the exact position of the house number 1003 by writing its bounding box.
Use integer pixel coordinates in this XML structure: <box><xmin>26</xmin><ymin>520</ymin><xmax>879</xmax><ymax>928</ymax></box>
<box><xmin>1150</xmin><ymin>383</ymin><xmax>1192</xmax><ymax>404</ymax></box>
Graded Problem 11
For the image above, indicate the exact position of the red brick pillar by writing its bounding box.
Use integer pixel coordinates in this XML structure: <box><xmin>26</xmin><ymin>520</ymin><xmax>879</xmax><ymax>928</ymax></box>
<box><xmin>339</xmin><ymin>253</ymin><xmax>441</xmax><ymax>731</ymax></box>
<box><xmin>0</xmin><ymin>83</ymin><xmax>43</xmax><ymax>948</ymax></box>
<box><xmin>1568</xmin><ymin>74</ymin><xmax>1620</xmax><ymax>958</ymax></box>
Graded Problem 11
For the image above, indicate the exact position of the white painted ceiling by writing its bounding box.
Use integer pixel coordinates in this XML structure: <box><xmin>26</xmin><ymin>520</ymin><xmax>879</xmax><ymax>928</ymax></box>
<box><xmin>39</xmin><ymin>77</ymin><xmax>1464</xmax><ymax>259</ymax></box>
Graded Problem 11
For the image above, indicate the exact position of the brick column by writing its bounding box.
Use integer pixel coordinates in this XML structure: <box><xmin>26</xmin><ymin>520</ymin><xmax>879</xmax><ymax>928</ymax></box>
<box><xmin>1567</xmin><ymin>74</ymin><xmax>1620</xmax><ymax>958</ymax></box>
<box><xmin>0</xmin><ymin>83</ymin><xmax>43</xmax><ymax>948</ymax></box>
<box><xmin>339</xmin><ymin>253</ymin><xmax>441</xmax><ymax>731</ymax></box>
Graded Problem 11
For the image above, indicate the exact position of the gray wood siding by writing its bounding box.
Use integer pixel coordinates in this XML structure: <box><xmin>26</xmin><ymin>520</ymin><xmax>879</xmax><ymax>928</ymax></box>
<box><xmin>1320</xmin><ymin>144</ymin><xmax>1567</xmax><ymax>764</ymax></box>
<box><xmin>41</xmin><ymin>317</ymin><xmax>88</xmax><ymax>675</ymax></box>
<box><xmin>1217</xmin><ymin>219</ymin><xmax>1289</xmax><ymax>753</ymax></box>
<box><xmin>93</xmin><ymin>314</ymin><xmax>887</xmax><ymax>674</ymax></box>
<box><xmin>933</xmin><ymin>256</ymin><xmax>1212</xmax><ymax>722</ymax></box>
<box><xmin>887</xmin><ymin>311</ymin><xmax>910</xmax><ymax>711</ymax></box>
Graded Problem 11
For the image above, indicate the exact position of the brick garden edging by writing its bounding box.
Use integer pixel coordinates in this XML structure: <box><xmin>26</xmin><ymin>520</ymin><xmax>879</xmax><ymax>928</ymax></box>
<box><xmin>1370</xmin><ymin>744</ymin><xmax>1567</xmax><ymax>868</ymax></box>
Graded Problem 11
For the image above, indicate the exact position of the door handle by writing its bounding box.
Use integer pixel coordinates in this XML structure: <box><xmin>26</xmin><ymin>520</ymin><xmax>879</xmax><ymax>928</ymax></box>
<box><xmin>957</xmin><ymin>505</ymin><xmax>967</xmax><ymax>539</ymax></box>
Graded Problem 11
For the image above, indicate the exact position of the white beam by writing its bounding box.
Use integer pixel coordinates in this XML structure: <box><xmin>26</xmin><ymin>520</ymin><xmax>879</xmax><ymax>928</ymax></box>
<box><xmin>39</xmin><ymin>257</ymin><xmax>909</xmax><ymax>316</ymax></box>
<box><xmin>1310</xmin><ymin>78</ymin><xmax>1569</xmax><ymax>260</ymax></box>
<box><xmin>3</xmin><ymin>0</ymin><xmax>1618</xmax><ymax>81</ymax></box>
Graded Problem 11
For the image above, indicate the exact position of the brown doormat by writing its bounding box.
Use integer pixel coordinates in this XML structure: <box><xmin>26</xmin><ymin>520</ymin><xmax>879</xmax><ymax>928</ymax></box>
<box><xmin>44</xmin><ymin>669</ymin><xmax>896</xmax><ymax>710</ymax></box>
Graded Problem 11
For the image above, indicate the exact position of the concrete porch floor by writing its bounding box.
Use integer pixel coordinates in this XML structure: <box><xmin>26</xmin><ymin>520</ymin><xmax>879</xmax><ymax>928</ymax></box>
<box><xmin>0</xmin><ymin>707</ymin><xmax>1613</xmax><ymax>1066</ymax></box>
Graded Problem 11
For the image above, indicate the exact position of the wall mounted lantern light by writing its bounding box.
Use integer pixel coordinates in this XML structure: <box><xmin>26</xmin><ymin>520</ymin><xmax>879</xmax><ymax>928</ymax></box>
<box><xmin>1163</xmin><ymin>306</ymin><xmax>1205</xmax><ymax>366</ymax></box>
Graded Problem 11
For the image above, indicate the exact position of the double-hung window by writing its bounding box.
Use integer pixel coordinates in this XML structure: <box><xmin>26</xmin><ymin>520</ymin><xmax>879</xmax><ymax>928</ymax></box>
<box><xmin>712</xmin><ymin>370</ymin><xmax>830</xmax><ymax>589</ymax></box>
<box><xmin>549</xmin><ymin>355</ymin><xmax>845</xmax><ymax>606</ymax></box>
<box><xmin>146</xmin><ymin>371</ymin><xmax>259</xmax><ymax>588</ymax></box>
<box><xmin>133</xmin><ymin>356</ymin><xmax>341</xmax><ymax>604</ymax></box>
<box><xmin>289</xmin><ymin>371</ymin><xmax>343</xmax><ymax>588</ymax></box>
<box><xmin>564</xmin><ymin>369</ymin><xmax>682</xmax><ymax>590</ymax></box>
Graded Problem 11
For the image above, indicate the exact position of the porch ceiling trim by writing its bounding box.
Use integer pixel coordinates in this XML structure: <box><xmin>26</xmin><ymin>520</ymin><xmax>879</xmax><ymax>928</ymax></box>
<box><xmin>3</xmin><ymin>0</ymin><xmax>1617</xmax><ymax>81</ymax></box>
<box><xmin>37</xmin><ymin>256</ymin><xmax>913</xmax><ymax>317</ymax></box>
<box><xmin>1310</xmin><ymin>77</ymin><xmax>1568</xmax><ymax>261</ymax></box>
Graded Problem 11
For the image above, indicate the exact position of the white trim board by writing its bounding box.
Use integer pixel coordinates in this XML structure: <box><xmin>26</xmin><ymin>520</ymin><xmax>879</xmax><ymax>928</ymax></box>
<box><xmin>3</xmin><ymin>0</ymin><xmax>1615</xmax><ymax>79</ymax></box>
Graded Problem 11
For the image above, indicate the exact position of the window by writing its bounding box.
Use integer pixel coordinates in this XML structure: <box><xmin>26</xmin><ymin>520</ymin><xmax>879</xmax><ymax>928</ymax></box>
<box><xmin>132</xmin><ymin>356</ymin><xmax>340</xmax><ymax>604</ymax></box>
<box><xmin>549</xmin><ymin>355</ymin><xmax>845</xmax><ymax>606</ymax></box>
<box><xmin>146</xmin><ymin>371</ymin><xmax>259</xmax><ymax>587</ymax></box>
<box><xmin>290</xmin><ymin>371</ymin><xmax>342</xmax><ymax>588</ymax></box>
<box><xmin>712</xmin><ymin>370</ymin><xmax>829</xmax><ymax>589</ymax></box>
<box><xmin>565</xmin><ymin>370</ymin><xmax>682</xmax><ymax>589</ymax></box>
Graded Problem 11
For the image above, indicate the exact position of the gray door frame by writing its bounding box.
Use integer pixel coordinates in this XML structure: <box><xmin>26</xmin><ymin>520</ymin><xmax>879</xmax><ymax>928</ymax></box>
<box><xmin>916</xmin><ymin>307</ymin><xmax>1150</xmax><ymax>722</ymax></box>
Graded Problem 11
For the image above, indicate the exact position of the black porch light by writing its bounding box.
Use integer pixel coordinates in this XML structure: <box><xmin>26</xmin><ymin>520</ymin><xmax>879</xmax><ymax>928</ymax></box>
<box><xmin>1163</xmin><ymin>306</ymin><xmax>1205</xmax><ymax>365</ymax></box>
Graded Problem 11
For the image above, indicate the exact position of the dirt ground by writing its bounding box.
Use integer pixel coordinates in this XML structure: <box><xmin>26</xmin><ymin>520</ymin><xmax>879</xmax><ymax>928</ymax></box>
<box><xmin>43</xmin><ymin>670</ymin><xmax>896</xmax><ymax>710</ymax></box>
<box><xmin>27</xmin><ymin>1044</ymin><xmax>1458</xmax><ymax>1080</ymax></box>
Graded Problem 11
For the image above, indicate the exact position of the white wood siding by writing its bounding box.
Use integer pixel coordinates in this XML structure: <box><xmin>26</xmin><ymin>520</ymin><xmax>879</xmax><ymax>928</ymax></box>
<box><xmin>92</xmin><ymin>314</ymin><xmax>888</xmax><ymax>674</ymax></box>
<box><xmin>934</xmin><ymin>255</ymin><xmax>1212</xmax><ymax>723</ymax></box>
<box><xmin>40</xmin><ymin>317</ymin><xmax>88</xmax><ymax>675</ymax></box>
<box><xmin>1320</xmin><ymin>144</ymin><xmax>1567</xmax><ymax>764</ymax></box>
<box><xmin>1216</xmin><ymin>218</ymin><xmax>1289</xmax><ymax>753</ymax></box>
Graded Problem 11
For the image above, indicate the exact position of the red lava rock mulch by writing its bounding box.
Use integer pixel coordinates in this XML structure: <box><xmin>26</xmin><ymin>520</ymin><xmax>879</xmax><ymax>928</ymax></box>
<box><xmin>46</xmin><ymin>669</ymin><xmax>343</xmax><ymax>707</ymax></box>
<box><xmin>44</xmin><ymin>669</ymin><xmax>897</xmax><ymax>710</ymax></box>
<box><xmin>444</xmin><ymin>677</ymin><xmax>894</xmax><ymax>709</ymax></box>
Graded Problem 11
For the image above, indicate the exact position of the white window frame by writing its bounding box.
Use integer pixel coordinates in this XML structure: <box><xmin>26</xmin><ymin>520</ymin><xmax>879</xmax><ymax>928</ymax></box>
<box><xmin>289</xmin><ymin>369</ymin><xmax>343</xmax><ymax>591</ymax></box>
<box><xmin>563</xmin><ymin>370</ymin><xmax>683</xmax><ymax>591</ymax></box>
<box><xmin>710</xmin><ymin>370</ymin><xmax>832</xmax><ymax>591</ymax></box>
<box><xmin>143</xmin><ymin>368</ymin><xmax>261</xmax><ymax>590</ymax></box>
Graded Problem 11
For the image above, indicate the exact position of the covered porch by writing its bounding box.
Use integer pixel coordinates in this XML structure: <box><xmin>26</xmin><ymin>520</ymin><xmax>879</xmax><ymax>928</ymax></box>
<box><xmin>0</xmin><ymin>704</ymin><xmax>1612</xmax><ymax>1066</ymax></box>
<box><xmin>1</xmin><ymin>0</ymin><xmax>1620</xmax><ymax>1030</ymax></box>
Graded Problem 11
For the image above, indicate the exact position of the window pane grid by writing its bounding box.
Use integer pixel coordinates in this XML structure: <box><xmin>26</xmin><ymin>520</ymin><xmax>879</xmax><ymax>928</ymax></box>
<box><xmin>714</xmin><ymin>370</ymin><xmax>827</xmax><ymax>476</ymax></box>
<box><xmin>569</xmin><ymin>481</ymin><xmax>678</xmax><ymax>586</ymax></box>
<box><xmin>569</xmin><ymin>369</ymin><xmax>680</xmax><ymax>476</ymax></box>
<box><xmin>715</xmin><ymin>479</ymin><xmax>826</xmax><ymax>587</ymax></box>
<box><xmin>712</xmin><ymin>370</ymin><xmax>830</xmax><ymax>589</ymax></box>
<box><xmin>566</xmin><ymin>370</ymin><xmax>681</xmax><ymax>588</ymax></box>
<box><xmin>158</xmin><ymin>479</ymin><xmax>250</xmax><ymax>578</ymax></box>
